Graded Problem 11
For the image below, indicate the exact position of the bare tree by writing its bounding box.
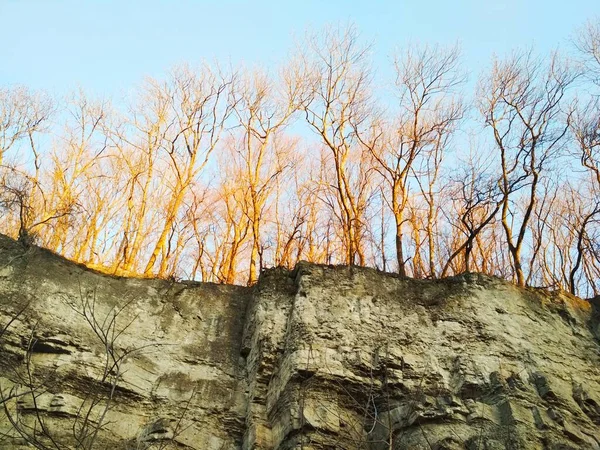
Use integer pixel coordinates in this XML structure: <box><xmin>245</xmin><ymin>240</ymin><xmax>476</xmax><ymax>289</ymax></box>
<box><xmin>478</xmin><ymin>50</ymin><xmax>577</xmax><ymax>286</ymax></box>
<box><xmin>300</xmin><ymin>25</ymin><xmax>377</xmax><ymax>266</ymax></box>
<box><xmin>143</xmin><ymin>65</ymin><xmax>234</xmax><ymax>277</ymax></box>
<box><xmin>369</xmin><ymin>44</ymin><xmax>464</xmax><ymax>277</ymax></box>
<box><xmin>575</xmin><ymin>18</ymin><xmax>600</xmax><ymax>87</ymax></box>
<box><xmin>0</xmin><ymin>285</ymin><xmax>154</xmax><ymax>450</ymax></box>
<box><xmin>569</xmin><ymin>97</ymin><xmax>600</xmax><ymax>295</ymax></box>
<box><xmin>441</xmin><ymin>151</ymin><xmax>502</xmax><ymax>277</ymax></box>
<box><xmin>105</xmin><ymin>81</ymin><xmax>173</xmax><ymax>274</ymax></box>
<box><xmin>0</xmin><ymin>86</ymin><xmax>54</xmax><ymax>169</ymax></box>
<box><xmin>40</xmin><ymin>91</ymin><xmax>109</xmax><ymax>257</ymax></box>
<box><xmin>572</xmin><ymin>98</ymin><xmax>600</xmax><ymax>186</ymax></box>
<box><xmin>0</xmin><ymin>167</ymin><xmax>75</xmax><ymax>246</ymax></box>
<box><xmin>211</xmin><ymin>151</ymin><xmax>252</xmax><ymax>284</ymax></box>
<box><xmin>3</xmin><ymin>23</ymin><xmax>600</xmax><ymax>294</ymax></box>
<box><xmin>230</xmin><ymin>69</ymin><xmax>302</xmax><ymax>284</ymax></box>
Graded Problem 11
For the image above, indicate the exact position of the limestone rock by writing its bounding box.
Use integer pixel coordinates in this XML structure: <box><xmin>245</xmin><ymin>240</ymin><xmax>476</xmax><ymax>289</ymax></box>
<box><xmin>0</xmin><ymin>235</ymin><xmax>599</xmax><ymax>449</ymax></box>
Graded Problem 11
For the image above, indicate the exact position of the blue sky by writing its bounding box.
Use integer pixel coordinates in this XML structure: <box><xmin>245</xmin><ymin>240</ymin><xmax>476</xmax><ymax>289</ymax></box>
<box><xmin>0</xmin><ymin>0</ymin><xmax>598</xmax><ymax>98</ymax></box>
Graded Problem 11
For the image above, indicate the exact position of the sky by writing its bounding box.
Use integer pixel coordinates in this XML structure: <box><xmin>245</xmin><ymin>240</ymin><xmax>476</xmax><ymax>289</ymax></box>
<box><xmin>1</xmin><ymin>0</ymin><xmax>598</xmax><ymax>100</ymax></box>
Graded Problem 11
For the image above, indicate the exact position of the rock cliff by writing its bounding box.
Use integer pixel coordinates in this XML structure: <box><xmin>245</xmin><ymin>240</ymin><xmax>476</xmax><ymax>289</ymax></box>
<box><xmin>0</xmin><ymin>234</ymin><xmax>599</xmax><ymax>449</ymax></box>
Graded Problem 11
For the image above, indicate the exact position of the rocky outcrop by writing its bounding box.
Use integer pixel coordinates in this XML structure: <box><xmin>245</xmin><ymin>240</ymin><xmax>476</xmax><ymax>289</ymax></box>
<box><xmin>0</xmin><ymin>234</ymin><xmax>599</xmax><ymax>449</ymax></box>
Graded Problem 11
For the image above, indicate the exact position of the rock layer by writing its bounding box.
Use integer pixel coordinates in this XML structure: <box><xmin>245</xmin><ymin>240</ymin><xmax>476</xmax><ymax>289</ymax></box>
<box><xmin>0</xmin><ymin>234</ymin><xmax>599</xmax><ymax>449</ymax></box>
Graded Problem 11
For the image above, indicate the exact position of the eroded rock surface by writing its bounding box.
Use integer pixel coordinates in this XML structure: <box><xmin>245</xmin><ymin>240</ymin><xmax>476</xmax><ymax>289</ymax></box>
<box><xmin>0</xmin><ymin>234</ymin><xmax>599</xmax><ymax>449</ymax></box>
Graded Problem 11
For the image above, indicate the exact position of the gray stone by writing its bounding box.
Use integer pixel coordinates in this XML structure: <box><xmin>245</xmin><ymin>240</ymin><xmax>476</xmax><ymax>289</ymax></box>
<box><xmin>0</xmin><ymin>235</ymin><xmax>599</xmax><ymax>449</ymax></box>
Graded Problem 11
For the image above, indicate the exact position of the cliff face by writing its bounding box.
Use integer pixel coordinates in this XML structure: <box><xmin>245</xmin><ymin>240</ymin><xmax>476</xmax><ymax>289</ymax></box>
<box><xmin>0</xmin><ymin>235</ymin><xmax>599</xmax><ymax>449</ymax></box>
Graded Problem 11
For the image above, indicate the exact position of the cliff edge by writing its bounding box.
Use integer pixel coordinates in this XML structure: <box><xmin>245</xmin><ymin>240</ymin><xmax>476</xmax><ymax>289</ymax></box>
<box><xmin>0</xmin><ymin>234</ymin><xmax>599</xmax><ymax>449</ymax></box>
